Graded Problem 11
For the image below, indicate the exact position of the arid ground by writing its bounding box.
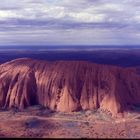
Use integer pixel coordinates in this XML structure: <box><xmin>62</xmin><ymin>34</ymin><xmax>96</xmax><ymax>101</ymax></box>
<box><xmin>0</xmin><ymin>105</ymin><xmax>140</xmax><ymax>138</ymax></box>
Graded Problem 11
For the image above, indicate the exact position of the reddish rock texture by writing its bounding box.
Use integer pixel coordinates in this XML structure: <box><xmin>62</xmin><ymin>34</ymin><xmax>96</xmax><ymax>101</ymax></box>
<box><xmin>0</xmin><ymin>58</ymin><xmax>140</xmax><ymax>116</ymax></box>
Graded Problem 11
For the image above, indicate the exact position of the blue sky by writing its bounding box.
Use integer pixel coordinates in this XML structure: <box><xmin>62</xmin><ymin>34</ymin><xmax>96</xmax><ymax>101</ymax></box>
<box><xmin>0</xmin><ymin>0</ymin><xmax>140</xmax><ymax>46</ymax></box>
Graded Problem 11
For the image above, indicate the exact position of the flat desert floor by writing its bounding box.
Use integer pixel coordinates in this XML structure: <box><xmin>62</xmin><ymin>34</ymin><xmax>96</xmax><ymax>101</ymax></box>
<box><xmin>0</xmin><ymin>106</ymin><xmax>140</xmax><ymax>138</ymax></box>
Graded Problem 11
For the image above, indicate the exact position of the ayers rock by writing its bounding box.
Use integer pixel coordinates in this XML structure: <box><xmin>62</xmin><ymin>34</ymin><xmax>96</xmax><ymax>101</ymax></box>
<box><xmin>0</xmin><ymin>58</ymin><xmax>140</xmax><ymax>116</ymax></box>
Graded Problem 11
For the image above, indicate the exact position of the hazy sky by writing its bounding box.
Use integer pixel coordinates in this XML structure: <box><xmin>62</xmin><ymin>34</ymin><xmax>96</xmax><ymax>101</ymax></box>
<box><xmin>0</xmin><ymin>0</ymin><xmax>140</xmax><ymax>46</ymax></box>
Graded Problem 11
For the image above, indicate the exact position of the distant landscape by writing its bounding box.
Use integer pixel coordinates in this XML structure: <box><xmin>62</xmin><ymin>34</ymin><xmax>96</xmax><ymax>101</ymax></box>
<box><xmin>1</xmin><ymin>46</ymin><xmax>140</xmax><ymax>67</ymax></box>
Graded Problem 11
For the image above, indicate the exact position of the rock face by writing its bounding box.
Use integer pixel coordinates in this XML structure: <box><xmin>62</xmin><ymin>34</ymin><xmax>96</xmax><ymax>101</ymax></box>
<box><xmin>0</xmin><ymin>58</ymin><xmax>140</xmax><ymax>116</ymax></box>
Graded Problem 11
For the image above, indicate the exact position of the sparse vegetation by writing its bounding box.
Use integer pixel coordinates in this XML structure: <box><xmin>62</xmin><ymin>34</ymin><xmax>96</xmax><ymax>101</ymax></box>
<box><xmin>0</xmin><ymin>106</ymin><xmax>140</xmax><ymax>138</ymax></box>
